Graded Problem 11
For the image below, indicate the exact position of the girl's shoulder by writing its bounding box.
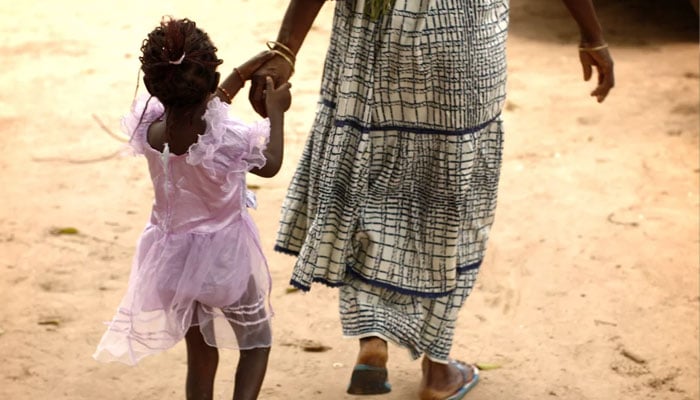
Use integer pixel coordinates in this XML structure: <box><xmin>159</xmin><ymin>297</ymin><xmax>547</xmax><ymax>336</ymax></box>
<box><xmin>186</xmin><ymin>98</ymin><xmax>270</xmax><ymax>170</ymax></box>
<box><xmin>202</xmin><ymin>97</ymin><xmax>269</xmax><ymax>141</ymax></box>
<box><xmin>122</xmin><ymin>95</ymin><xmax>165</xmax><ymax>155</ymax></box>
<box><xmin>202</xmin><ymin>96</ymin><xmax>249</xmax><ymax>138</ymax></box>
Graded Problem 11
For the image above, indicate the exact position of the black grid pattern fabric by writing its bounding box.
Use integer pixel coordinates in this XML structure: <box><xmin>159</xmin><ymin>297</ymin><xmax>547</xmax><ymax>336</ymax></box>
<box><xmin>276</xmin><ymin>0</ymin><xmax>508</xmax><ymax>297</ymax></box>
<box><xmin>339</xmin><ymin>268</ymin><xmax>479</xmax><ymax>361</ymax></box>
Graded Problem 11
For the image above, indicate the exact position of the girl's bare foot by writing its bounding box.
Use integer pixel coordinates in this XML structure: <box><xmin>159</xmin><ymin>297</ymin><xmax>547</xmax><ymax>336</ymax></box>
<box><xmin>419</xmin><ymin>357</ymin><xmax>476</xmax><ymax>400</ymax></box>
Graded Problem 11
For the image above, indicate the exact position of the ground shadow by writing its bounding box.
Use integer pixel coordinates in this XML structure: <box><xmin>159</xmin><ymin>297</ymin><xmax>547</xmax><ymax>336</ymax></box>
<box><xmin>509</xmin><ymin>0</ymin><xmax>699</xmax><ymax>47</ymax></box>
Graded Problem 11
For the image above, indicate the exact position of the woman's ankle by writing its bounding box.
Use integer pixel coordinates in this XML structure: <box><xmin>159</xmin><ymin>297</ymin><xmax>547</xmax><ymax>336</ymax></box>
<box><xmin>356</xmin><ymin>337</ymin><xmax>388</xmax><ymax>367</ymax></box>
<box><xmin>419</xmin><ymin>358</ymin><xmax>471</xmax><ymax>400</ymax></box>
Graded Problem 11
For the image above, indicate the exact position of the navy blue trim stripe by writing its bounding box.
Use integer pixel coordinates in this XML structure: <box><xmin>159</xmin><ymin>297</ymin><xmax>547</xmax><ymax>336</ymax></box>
<box><xmin>334</xmin><ymin>115</ymin><xmax>501</xmax><ymax>136</ymax></box>
<box><xmin>320</xmin><ymin>98</ymin><xmax>501</xmax><ymax>136</ymax></box>
<box><xmin>278</xmin><ymin>240</ymin><xmax>483</xmax><ymax>299</ymax></box>
<box><xmin>274</xmin><ymin>245</ymin><xmax>299</xmax><ymax>257</ymax></box>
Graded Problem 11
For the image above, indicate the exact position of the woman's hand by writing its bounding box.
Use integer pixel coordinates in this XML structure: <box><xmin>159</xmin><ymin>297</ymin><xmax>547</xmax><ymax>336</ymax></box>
<box><xmin>236</xmin><ymin>51</ymin><xmax>277</xmax><ymax>81</ymax></box>
<box><xmin>249</xmin><ymin>56</ymin><xmax>294</xmax><ymax>117</ymax></box>
<box><xmin>579</xmin><ymin>45</ymin><xmax>615</xmax><ymax>103</ymax></box>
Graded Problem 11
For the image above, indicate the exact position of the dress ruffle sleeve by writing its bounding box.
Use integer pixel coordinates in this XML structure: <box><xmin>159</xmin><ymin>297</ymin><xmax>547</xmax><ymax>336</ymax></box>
<box><xmin>187</xmin><ymin>98</ymin><xmax>270</xmax><ymax>191</ymax></box>
<box><xmin>121</xmin><ymin>95</ymin><xmax>165</xmax><ymax>155</ymax></box>
<box><xmin>239</xmin><ymin>118</ymin><xmax>271</xmax><ymax>172</ymax></box>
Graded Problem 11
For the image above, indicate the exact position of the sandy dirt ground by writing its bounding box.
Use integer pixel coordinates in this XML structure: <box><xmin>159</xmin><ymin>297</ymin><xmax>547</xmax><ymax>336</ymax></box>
<box><xmin>0</xmin><ymin>0</ymin><xmax>698</xmax><ymax>399</ymax></box>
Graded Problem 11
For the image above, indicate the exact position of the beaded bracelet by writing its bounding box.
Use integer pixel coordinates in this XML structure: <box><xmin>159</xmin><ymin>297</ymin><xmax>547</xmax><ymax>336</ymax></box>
<box><xmin>234</xmin><ymin>67</ymin><xmax>245</xmax><ymax>83</ymax></box>
<box><xmin>217</xmin><ymin>86</ymin><xmax>233</xmax><ymax>104</ymax></box>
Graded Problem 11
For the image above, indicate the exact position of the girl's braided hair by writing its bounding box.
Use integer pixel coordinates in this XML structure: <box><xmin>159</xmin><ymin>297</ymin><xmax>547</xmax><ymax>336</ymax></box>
<box><xmin>140</xmin><ymin>17</ymin><xmax>223</xmax><ymax>107</ymax></box>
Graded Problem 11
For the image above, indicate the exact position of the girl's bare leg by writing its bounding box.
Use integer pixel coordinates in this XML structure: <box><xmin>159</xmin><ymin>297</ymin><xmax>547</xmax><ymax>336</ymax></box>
<box><xmin>228</xmin><ymin>278</ymin><xmax>272</xmax><ymax>400</ymax></box>
<box><xmin>185</xmin><ymin>326</ymin><xmax>219</xmax><ymax>400</ymax></box>
<box><xmin>231</xmin><ymin>319</ymin><xmax>271</xmax><ymax>400</ymax></box>
<box><xmin>232</xmin><ymin>346</ymin><xmax>271</xmax><ymax>400</ymax></box>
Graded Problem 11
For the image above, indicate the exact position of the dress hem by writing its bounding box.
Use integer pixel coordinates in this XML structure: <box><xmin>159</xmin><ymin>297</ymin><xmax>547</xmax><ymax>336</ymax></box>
<box><xmin>283</xmin><ymin>255</ymin><xmax>482</xmax><ymax>299</ymax></box>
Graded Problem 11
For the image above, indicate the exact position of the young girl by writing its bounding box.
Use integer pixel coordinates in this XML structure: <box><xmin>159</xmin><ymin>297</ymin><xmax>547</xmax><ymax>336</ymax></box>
<box><xmin>93</xmin><ymin>17</ymin><xmax>291</xmax><ymax>400</ymax></box>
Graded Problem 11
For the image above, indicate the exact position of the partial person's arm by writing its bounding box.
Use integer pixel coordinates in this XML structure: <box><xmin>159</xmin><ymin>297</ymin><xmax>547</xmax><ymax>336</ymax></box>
<box><xmin>250</xmin><ymin>77</ymin><xmax>292</xmax><ymax>178</ymax></box>
<box><xmin>249</xmin><ymin>0</ymin><xmax>326</xmax><ymax>116</ymax></box>
<box><xmin>560</xmin><ymin>0</ymin><xmax>615</xmax><ymax>102</ymax></box>
<box><xmin>210</xmin><ymin>53</ymin><xmax>290</xmax><ymax>177</ymax></box>
<box><xmin>213</xmin><ymin>51</ymin><xmax>275</xmax><ymax>105</ymax></box>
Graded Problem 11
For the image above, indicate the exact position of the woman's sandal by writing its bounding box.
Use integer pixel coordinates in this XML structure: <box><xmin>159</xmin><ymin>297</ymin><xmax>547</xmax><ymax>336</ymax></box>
<box><xmin>347</xmin><ymin>364</ymin><xmax>392</xmax><ymax>395</ymax></box>
<box><xmin>444</xmin><ymin>361</ymin><xmax>479</xmax><ymax>400</ymax></box>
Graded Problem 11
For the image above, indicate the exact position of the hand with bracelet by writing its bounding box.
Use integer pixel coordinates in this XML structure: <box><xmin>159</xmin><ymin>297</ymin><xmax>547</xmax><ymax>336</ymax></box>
<box><xmin>578</xmin><ymin>41</ymin><xmax>614</xmax><ymax>103</ymax></box>
<box><xmin>214</xmin><ymin>50</ymin><xmax>276</xmax><ymax>104</ymax></box>
<box><xmin>562</xmin><ymin>0</ymin><xmax>615</xmax><ymax>103</ymax></box>
<box><xmin>248</xmin><ymin>40</ymin><xmax>297</xmax><ymax>117</ymax></box>
<box><xmin>247</xmin><ymin>0</ymin><xmax>321</xmax><ymax>118</ymax></box>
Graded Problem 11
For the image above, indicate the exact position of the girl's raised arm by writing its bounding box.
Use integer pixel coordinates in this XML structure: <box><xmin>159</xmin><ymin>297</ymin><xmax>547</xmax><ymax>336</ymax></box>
<box><xmin>250</xmin><ymin>77</ymin><xmax>291</xmax><ymax>178</ymax></box>
<box><xmin>215</xmin><ymin>51</ymin><xmax>276</xmax><ymax>104</ymax></box>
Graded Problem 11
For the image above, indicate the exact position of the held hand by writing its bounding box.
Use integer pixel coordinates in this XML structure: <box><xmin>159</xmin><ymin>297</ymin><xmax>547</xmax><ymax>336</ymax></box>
<box><xmin>264</xmin><ymin>76</ymin><xmax>292</xmax><ymax>115</ymax></box>
<box><xmin>579</xmin><ymin>44</ymin><xmax>615</xmax><ymax>103</ymax></box>
<box><xmin>249</xmin><ymin>56</ymin><xmax>294</xmax><ymax>117</ymax></box>
<box><xmin>236</xmin><ymin>51</ymin><xmax>277</xmax><ymax>81</ymax></box>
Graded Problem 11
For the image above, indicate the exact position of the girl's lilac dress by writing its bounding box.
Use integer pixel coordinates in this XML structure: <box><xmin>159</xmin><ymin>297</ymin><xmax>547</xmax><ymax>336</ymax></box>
<box><xmin>94</xmin><ymin>96</ymin><xmax>273</xmax><ymax>365</ymax></box>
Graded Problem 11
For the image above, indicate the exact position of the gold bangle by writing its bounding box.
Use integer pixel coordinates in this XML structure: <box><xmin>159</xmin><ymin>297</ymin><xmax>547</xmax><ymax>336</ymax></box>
<box><xmin>217</xmin><ymin>86</ymin><xmax>233</xmax><ymax>104</ymax></box>
<box><xmin>270</xmin><ymin>49</ymin><xmax>295</xmax><ymax>76</ymax></box>
<box><xmin>266</xmin><ymin>40</ymin><xmax>296</xmax><ymax>61</ymax></box>
<box><xmin>579</xmin><ymin>43</ymin><xmax>609</xmax><ymax>52</ymax></box>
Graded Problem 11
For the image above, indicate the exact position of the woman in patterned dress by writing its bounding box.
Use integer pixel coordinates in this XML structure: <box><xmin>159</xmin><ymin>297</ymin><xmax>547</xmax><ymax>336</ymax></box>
<box><xmin>249</xmin><ymin>1</ymin><xmax>614</xmax><ymax>398</ymax></box>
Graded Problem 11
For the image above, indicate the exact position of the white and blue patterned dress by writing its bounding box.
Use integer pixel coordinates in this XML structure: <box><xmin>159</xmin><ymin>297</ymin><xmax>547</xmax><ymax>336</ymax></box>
<box><xmin>276</xmin><ymin>0</ymin><xmax>509</xmax><ymax>361</ymax></box>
